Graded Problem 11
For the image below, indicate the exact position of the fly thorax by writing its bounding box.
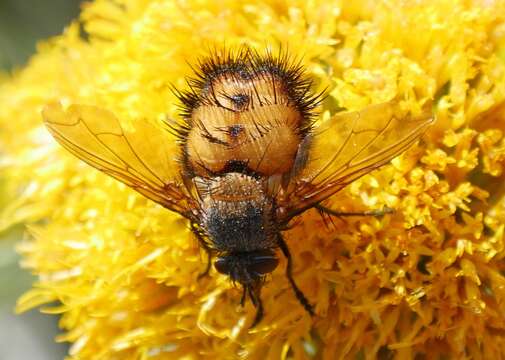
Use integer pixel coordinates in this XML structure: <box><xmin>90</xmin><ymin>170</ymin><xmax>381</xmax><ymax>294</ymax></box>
<box><xmin>196</xmin><ymin>173</ymin><xmax>276</xmax><ymax>252</ymax></box>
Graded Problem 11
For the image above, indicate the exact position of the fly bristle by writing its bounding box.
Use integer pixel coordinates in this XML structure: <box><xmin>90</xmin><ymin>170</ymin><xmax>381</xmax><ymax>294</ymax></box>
<box><xmin>173</xmin><ymin>46</ymin><xmax>325</xmax><ymax>135</ymax></box>
<box><xmin>162</xmin><ymin>116</ymin><xmax>190</xmax><ymax>143</ymax></box>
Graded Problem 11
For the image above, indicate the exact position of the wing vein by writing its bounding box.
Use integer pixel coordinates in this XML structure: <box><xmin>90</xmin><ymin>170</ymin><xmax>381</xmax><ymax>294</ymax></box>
<box><xmin>280</xmin><ymin>100</ymin><xmax>433</xmax><ymax>220</ymax></box>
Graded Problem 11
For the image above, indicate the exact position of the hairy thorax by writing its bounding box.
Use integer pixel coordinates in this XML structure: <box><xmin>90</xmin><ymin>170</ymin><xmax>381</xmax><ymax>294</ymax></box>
<box><xmin>196</xmin><ymin>173</ymin><xmax>277</xmax><ymax>252</ymax></box>
<box><xmin>186</xmin><ymin>75</ymin><xmax>304</xmax><ymax>176</ymax></box>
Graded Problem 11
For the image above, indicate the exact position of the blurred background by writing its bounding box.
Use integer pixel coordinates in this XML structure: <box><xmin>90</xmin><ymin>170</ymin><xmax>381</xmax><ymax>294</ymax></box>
<box><xmin>1</xmin><ymin>1</ymin><xmax>81</xmax><ymax>358</ymax></box>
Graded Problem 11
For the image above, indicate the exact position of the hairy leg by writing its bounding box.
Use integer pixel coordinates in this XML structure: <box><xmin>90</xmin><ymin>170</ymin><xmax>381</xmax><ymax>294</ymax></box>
<box><xmin>191</xmin><ymin>223</ymin><xmax>213</xmax><ymax>279</ymax></box>
<box><xmin>277</xmin><ymin>234</ymin><xmax>314</xmax><ymax>316</ymax></box>
<box><xmin>315</xmin><ymin>204</ymin><xmax>393</xmax><ymax>217</ymax></box>
<box><xmin>248</xmin><ymin>285</ymin><xmax>264</xmax><ymax>328</ymax></box>
<box><xmin>240</xmin><ymin>285</ymin><xmax>247</xmax><ymax>306</ymax></box>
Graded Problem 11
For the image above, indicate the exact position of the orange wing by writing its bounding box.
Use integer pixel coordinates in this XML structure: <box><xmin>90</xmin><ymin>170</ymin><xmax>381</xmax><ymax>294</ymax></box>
<box><xmin>43</xmin><ymin>103</ymin><xmax>196</xmax><ymax>220</ymax></box>
<box><xmin>281</xmin><ymin>100</ymin><xmax>434</xmax><ymax>218</ymax></box>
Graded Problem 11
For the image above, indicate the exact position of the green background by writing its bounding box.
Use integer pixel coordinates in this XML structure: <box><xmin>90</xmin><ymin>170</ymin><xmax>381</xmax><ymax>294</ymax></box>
<box><xmin>1</xmin><ymin>1</ymin><xmax>81</xmax><ymax>358</ymax></box>
<box><xmin>0</xmin><ymin>0</ymin><xmax>81</xmax><ymax>70</ymax></box>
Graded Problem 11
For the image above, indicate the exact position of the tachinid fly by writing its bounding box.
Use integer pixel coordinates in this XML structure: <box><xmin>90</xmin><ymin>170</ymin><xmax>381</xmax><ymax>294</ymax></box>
<box><xmin>43</xmin><ymin>47</ymin><xmax>433</xmax><ymax>327</ymax></box>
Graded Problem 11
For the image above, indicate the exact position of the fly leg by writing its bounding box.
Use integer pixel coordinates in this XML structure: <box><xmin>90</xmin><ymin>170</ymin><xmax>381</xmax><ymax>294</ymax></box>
<box><xmin>240</xmin><ymin>286</ymin><xmax>247</xmax><ymax>306</ymax></box>
<box><xmin>277</xmin><ymin>234</ymin><xmax>314</xmax><ymax>316</ymax></box>
<box><xmin>197</xmin><ymin>246</ymin><xmax>212</xmax><ymax>279</ymax></box>
<box><xmin>315</xmin><ymin>204</ymin><xmax>393</xmax><ymax>218</ymax></box>
<box><xmin>191</xmin><ymin>223</ymin><xmax>213</xmax><ymax>279</ymax></box>
<box><xmin>247</xmin><ymin>285</ymin><xmax>264</xmax><ymax>328</ymax></box>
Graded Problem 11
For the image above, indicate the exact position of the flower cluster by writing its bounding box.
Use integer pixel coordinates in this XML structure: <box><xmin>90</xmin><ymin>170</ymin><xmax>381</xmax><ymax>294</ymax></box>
<box><xmin>1</xmin><ymin>0</ymin><xmax>505</xmax><ymax>358</ymax></box>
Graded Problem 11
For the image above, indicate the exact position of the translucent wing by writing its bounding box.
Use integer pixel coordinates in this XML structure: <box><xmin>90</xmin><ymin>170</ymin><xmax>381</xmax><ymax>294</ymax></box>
<box><xmin>43</xmin><ymin>103</ymin><xmax>196</xmax><ymax>219</ymax></box>
<box><xmin>281</xmin><ymin>100</ymin><xmax>434</xmax><ymax>218</ymax></box>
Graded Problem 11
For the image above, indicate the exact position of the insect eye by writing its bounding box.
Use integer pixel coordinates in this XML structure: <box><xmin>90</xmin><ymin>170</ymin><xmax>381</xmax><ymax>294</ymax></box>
<box><xmin>249</xmin><ymin>254</ymin><xmax>278</xmax><ymax>275</ymax></box>
<box><xmin>214</xmin><ymin>257</ymin><xmax>231</xmax><ymax>275</ymax></box>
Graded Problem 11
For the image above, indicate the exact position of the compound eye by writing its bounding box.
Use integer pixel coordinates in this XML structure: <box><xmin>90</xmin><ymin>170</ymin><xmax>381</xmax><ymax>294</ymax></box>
<box><xmin>249</xmin><ymin>254</ymin><xmax>279</xmax><ymax>275</ymax></box>
<box><xmin>214</xmin><ymin>257</ymin><xmax>231</xmax><ymax>275</ymax></box>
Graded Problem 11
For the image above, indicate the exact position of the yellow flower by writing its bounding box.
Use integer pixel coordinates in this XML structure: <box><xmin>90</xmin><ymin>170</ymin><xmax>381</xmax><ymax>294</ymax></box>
<box><xmin>2</xmin><ymin>0</ymin><xmax>505</xmax><ymax>358</ymax></box>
